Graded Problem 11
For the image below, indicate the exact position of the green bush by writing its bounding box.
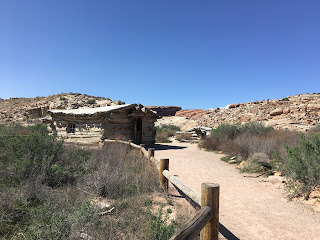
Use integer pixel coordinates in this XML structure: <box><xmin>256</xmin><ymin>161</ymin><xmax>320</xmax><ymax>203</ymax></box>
<box><xmin>87</xmin><ymin>99</ymin><xmax>96</xmax><ymax>105</ymax></box>
<box><xmin>156</xmin><ymin>125</ymin><xmax>180</xmax><ymax>143</ymax></box>
<box><xmin>211</xmin><ymin>123</ymin><xmax>241</xmax><ymax>140</ymax></box>
<box><xmin>144</xmin><ymin>205</ymin><xmax>174</xmax><ymax>240</ymax></box>
<box><xmin>0</xmin><ymin>124</ymin><xmax>181</xmax><ymax>239</ymax></box>
<box><xmin>278</xmin><ymin>134</ymin><xmax>320</xmax><ymax>200</ymax></box>
<box><xmin>0</xmin><ymin>124</ymin><xmax>63</xmax><ymax>187</ymax></box>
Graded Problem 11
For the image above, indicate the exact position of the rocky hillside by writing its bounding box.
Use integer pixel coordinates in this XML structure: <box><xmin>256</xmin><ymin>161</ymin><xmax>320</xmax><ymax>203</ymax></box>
<box><xmin>196</xmin><ymin>93</ymin><xmax>320</xmax><ymax>131</ymax></box>
<box><xmin>0</xmin><ymin>93</ymin><xmax>122</xmax><ymax>125</ymax></box>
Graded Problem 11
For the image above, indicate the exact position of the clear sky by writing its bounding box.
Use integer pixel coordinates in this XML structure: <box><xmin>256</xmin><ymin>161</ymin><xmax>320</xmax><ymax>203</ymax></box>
<box><xmin>1</xmin><ymin>1</ymin><xmax>319</xmax><ymax>109</ymax></box>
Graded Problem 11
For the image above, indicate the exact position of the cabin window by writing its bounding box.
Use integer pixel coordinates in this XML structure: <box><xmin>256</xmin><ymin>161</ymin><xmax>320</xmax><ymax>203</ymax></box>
<box><xmin>68</xmin><ymin>123</ymin><xmax>76</xmax><ymax>133</ymax></box>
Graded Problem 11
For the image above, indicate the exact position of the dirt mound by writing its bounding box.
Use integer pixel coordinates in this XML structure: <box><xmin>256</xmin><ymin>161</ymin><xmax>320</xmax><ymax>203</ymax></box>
<box><xmin>196</xmin><ymin>93</ymin><xmax>320</xmax><ymax>131</ymax></box>
<box><xmin>0</xmin><ymin>93</ymin><xmax>121</xmax><ymax>125</ymax></box>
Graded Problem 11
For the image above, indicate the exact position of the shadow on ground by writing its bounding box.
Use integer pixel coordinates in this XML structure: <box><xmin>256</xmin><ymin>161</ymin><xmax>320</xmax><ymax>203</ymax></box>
<box><xmin>154</xmin><ymin>143</ymin><xmax>187</xmax><ymax>151</ymax></box>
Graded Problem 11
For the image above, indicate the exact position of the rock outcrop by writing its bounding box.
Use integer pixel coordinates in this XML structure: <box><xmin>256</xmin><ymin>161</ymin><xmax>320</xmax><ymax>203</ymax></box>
<box><xmin>0</xmin><ymin>93</ymin><xmax>121</xmax><ymax>125</ymax></box>
<box><xmin>175</xmin><ymin>109</ymin><xmax>211</xmax><ymax>120</ymax></box>
<box><xmin>195</xmin><ymin>94</ymin><xmax>320</xmax><ymax>131</ymax></box>
<box><xmin>146</xmin><ymin>106</ymin><xmax>181</xmax><ymax>116</ymax></box>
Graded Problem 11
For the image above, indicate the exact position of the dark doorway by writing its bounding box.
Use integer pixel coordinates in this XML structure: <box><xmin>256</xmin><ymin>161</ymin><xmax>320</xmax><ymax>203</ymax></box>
<box><xmin>135</xmin><ymin>117</ymin><xmax>143</xmax><ymax>144</ymax></box>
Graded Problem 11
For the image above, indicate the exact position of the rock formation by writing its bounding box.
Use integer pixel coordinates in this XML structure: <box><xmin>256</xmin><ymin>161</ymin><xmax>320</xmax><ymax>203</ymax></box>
<box><xmin>0</xmin><ymin>93</ymin><xmax>121</xmax><ymax>125</ymax></box>
<box><xmin>195</xmin><ymin>94</ymin><xmax>320</xmax><ymax>131</ymax></box>
<box><xmin>146</xmin><ymin>106</ymin><xmax>181</xmax><ymax>116</ymax></box>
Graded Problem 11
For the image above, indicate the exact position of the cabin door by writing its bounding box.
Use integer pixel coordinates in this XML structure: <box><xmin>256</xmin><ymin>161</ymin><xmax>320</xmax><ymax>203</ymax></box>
<box><xmin>134</xmin><ymin>117</ymin><xmax>143</xmax><ymax>144</ymax></box>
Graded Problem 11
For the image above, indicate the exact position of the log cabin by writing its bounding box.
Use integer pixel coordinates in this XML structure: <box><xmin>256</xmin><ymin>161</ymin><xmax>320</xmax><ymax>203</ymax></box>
<box><xmin>45</xmin><ymin>104</ymin><xmax>158</xmax><ymax>146</ymax></box>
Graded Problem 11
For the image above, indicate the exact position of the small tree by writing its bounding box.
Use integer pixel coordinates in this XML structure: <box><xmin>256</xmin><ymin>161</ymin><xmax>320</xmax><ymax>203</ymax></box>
<box><xmin>280</xmin><ymin>134</ymin><xmax>320</xmax><ymax>200</ymax></box>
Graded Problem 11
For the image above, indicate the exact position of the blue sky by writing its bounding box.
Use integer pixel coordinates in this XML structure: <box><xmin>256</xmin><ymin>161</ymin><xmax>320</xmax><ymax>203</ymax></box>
<box><xmin>1</xmin><ymin>1</ymin><xmax>319</xmax><ymax>109</ymax></box>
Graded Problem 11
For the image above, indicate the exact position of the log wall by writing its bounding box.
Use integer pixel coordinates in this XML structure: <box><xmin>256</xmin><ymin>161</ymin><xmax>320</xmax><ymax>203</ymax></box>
<box><xmin>51</xmin><ymin>107</ymin><xmax>157</xmax><ymax>146</ymax></box>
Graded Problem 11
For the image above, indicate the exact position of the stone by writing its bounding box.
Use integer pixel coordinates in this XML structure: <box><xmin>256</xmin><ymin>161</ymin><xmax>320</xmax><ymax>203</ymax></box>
<box><xmin>146</xmin><ymin>106</ymin><xmax>182</xmax><ymax>117</ymax></box>
<box><xmin>309</xmin><ymin>190</ymin><xmax>320</xmax><ymax>199</ymax></box>
<box><xmin>270</xmin><ymin>108</ymin><xmax>283</xmax><ymax>116</ymax></box>
<box><xmin>283</xmin><ymin>109</ymin><xmax>290</xmax><ymax>114</ymax></box>
<box><xmin>238</xmin><ymin>161</ymin><xmax>248</xmax><ymax>169</ymax></box>
<box><xmin>273</xmin><ymin>171</ymin><xmax>282</xmax><ymax>176</ymax></box>
<box><xmin>268</xmin><ymin>176</ymin><xmax>286</xmax><ymax>184</ymax></box>
<box><xmin>229</xmin><ymin>103</ymin><xmax>241</xmax><ymax>109</ymax></box>
<box><xmin>228</xmin><ymin>160</ymin><xmax>237</xmax><ymax>164</ymax></box>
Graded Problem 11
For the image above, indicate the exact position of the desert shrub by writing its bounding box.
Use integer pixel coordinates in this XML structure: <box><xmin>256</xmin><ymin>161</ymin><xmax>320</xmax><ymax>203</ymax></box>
<box><xmin>82</xmin><ymin>143</ymin><xmax>159</xmax><ymax>199</ymax></box>
<box><xmin>156</xmin><ymin>125</ymin><xmax>180</xmax><ymax>143</ymax></box>
<box><xmin>199</xmin><ymin>123</ymin><xmax>302</xmax><ymax>173</ymax></box>
<box><xmin>0</xmin><ymin>124</ymin><xmax>63</xmax><ymax>187</ymax></box>
<box><xmin>44</xmin><ymin>147</ymin><xmax>91</xmax><ymax>187</ymax></box>
<box><xmin>144</xmin><ymin>205</ymin><xmax>174</xmax><ymax>240</ymax></box>
<box><xmin>240</xmin><ymin>153</ymin><xmax>271</xmax><ymax>173</ymax></box>
<box><xmin>277</xmin><ymin>134</ymin><xmax>320</xmax><ymax>200</ymax></box>
<box><xmin>175</xmin><ymin>132</ymin><xmax>193</xmax><ymax>141</ymax></box>
<box><xmin>0</xmin><ymin>124</ymin><xmax>188</xmax><ymax>239</ymax></box>
<box><xmin>87</xmin><ymin>99</ymin><xmax>96</xmax><ymax>105</ymax></box>
<box><xmin>157</xmin><ymin>125</ymin><xmax>180</xmax><ymax>134</ymax></box>
<box><xmin>200</xmin><ymin>122</ymin><xmax>274</xmax><ymax>155</ymax></box>
<box><xmin>211</xmin><ymin>123</ymin><xmax>240</xmax><ymax>141</ymax></box>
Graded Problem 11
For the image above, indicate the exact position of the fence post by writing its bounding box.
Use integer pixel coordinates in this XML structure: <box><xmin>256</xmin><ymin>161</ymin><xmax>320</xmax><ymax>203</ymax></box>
<box><xmin>159</xmin><ymin>158</ymin><xmax>169</xmax><ymax>191</ymax></box>
<box><xmin>148</xmin><ymin>148</ymin><xmax>155</xmax><ymax>161</ymax></box>
<box><xmin>140</xmin><ymin>144</ymin><xmax>145</xmax><ymax>155</ymax></box>
<box><xmin>200</xmin><ymin>183</ymin><xmax>219</xmax><ymax>240</ymax></box>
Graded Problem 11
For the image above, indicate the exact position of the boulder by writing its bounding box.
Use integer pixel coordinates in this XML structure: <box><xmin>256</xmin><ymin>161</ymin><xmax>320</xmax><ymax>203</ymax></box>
<box><xmin>270</xmin><ymin>108</ymin><xmax>283</xmax><ymax>116</ymax></box>
<box><xmin>309</xmin><ymin>190</ymin><xmax>320</xmax><ymax>199</ymax></box>
<box><xmin>237</xmin><ymin>161</ymin><xmax>248</xmax><ymax>169</ymax></box>
<box><xmin>268</xmin><ymin>176</ymin><xmax>286</xmax><ymax>184</ymax></box>
<box><xmin>283</xmin><ymin>109</ymin><xmax>290</xmax><ymax>114</ymax></box>
<box><xmin>229</xmin><ymin>103</ymin><xmax>241</xmax><ymax>109</ymax></box>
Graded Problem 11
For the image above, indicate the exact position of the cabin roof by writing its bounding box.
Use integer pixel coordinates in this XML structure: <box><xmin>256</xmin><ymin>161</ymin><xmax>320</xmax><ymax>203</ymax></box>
<box><xmin>48</xmin><ymin>104</ymin><xmax>137</xmax><ymax>116</ymax></box>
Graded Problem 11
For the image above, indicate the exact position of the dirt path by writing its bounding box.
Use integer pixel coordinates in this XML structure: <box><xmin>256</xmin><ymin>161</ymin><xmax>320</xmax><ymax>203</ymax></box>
<box><xmin>155</xmin><ymin>141</ymin><xmax>320</xmax><ymax>240</ymax></box>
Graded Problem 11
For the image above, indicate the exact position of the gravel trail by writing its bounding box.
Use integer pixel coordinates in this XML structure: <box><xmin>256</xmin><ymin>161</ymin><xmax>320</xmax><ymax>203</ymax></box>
<box><xmin>155</xmin><ymin>141</ymin><xmax>320</xmax><ymax>240</ymax></box>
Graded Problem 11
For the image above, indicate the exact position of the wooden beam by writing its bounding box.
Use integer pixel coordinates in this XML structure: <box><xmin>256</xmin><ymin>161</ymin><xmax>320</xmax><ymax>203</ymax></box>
<box><xmin>162</xmin><ymin>170</ymin><xmax>201</xmax><ymax>205</ymax></box>
<box><xmin>170</xmin><ymin>206</ymin><xmax>213</xmax><ymax>240</ymax></box>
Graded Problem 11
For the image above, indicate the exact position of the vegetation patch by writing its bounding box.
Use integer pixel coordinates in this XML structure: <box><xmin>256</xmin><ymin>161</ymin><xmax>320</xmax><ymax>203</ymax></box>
<box><xmin>274</xmin><ymin>134</ymin><xmax>320</xmax><ymax>200</ymax></box>
<box><xmin>0</xmin><ymin>124</ymin><xmax>188</xmax><ymax>239</ymax></box>
<box><xmin>200</xmin><ymin>122</ymin><xmax>320</xmax><ymax>200</ymax></box>
<box><xmin>156</xmin><ymin>125</ymin><xmax>180</xmax><ymax>143</ymax></box>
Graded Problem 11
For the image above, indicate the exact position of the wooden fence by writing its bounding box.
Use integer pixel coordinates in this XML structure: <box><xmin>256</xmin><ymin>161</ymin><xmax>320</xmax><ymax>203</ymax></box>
<box><xmin>104</xmin><ymin>140</ymin><xmax>220</xmax><ymax>240</ymax></box>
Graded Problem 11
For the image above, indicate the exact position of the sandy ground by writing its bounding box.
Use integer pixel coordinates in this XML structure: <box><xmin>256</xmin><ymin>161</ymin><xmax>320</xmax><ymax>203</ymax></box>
<box><xmin>155</xmin><ymin>140</ymin><xmax>320</xmax><ymax>240</ymax></box>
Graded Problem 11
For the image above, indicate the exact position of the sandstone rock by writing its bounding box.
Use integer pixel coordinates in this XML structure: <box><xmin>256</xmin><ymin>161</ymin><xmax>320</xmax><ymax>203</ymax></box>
<box><xmin>229</xmin><ymin>103</ymin><xmax>241</xmax><ymax>109</ymax></box>
<box><xmin>228</xmin><ymin>160</ymin><xmax>237</xmax><ymax>164</ymax></box>
<box><xmin>147</xmin><ymin>106</ymin><xmax>182</xmax><ymax>117</ymax></box>
<box><xmin>270</xmin><ymin>108</ymin><xmax>283</xmax><ymax>116</ymax></box>
<box><xmin>309</xmin><ymin>190</ymin><xmax>320</xmax><ymax>199</ymax></box>
<box><xmin>273</xmin><ymin>171</ymin><xmax>283</xmax><ymax>176</ymax></box>
<box><xmin>283</xmin><ymin>109</ymin><xmax>290</xmax><ymax>114</ymax></box>
<box><xmin>238</xmin><ymin>161</ymin><xmax>248</xmax><ymax>169</ymax></box>
<box><xmin>268</xmin><ymin>176</ymin><xmax>286</xmax><ymax>184</ymax></box>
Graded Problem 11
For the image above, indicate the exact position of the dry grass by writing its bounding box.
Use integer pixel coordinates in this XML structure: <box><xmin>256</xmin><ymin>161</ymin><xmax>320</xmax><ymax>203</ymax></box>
<box><xmin>199</xmin><ymin>123</ymin><xmax>301</xmax><ymax>172</ymax></box>
<box><xmin>0</xmin><ymin>124</ymin><xmax>193</xmax><ymax>239</ymax></box>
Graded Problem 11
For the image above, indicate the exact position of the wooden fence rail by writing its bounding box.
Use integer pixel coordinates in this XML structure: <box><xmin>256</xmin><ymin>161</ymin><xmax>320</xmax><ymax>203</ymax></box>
<box><xmin>170</xmin><ymin>206</ymin><xmax>213</xmax><ymax>240</ymax></box>
<box><xmin>162</xmin><ymin>170</ymin><xmax>201</xmax><ymax>205</ymax></box>
<box><xmin>103</xmin><ymin>140</ymin><xmax>220</xmax><ymax>240</ymax></box>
